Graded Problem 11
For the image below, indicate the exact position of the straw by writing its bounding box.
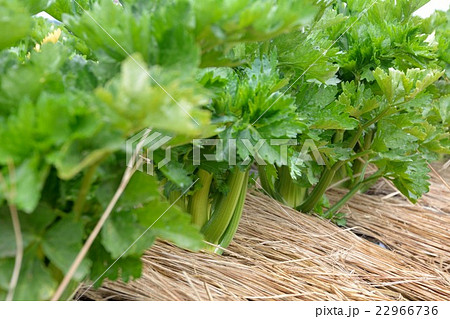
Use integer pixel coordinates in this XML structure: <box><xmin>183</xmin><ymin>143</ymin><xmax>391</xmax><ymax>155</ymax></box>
<box><xmin>79</xmin><ymin>172</ymin><xmax>449</xmax><ymax>300</ymax></box>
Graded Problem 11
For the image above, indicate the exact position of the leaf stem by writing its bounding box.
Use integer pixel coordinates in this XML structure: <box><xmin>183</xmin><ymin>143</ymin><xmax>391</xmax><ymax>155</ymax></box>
<box><xmin>298</xmin><ymin>102</ymin><xmax>395</xmax><ymax>214</ymax></box>
<box><xmin>325</xmin><ymin>169</ymin><xmax>383</xmax><ymax>216</ymax></box>
<box><xmin>257</xmin><ymin>165</ymin><xmax>276</xmax><ymax>199</ymax></box>
<box><xmin>350</xmin><ymin>129</ymin><xmax>374</xmax><ymax>188</ymax></box>
<box><xmin>73</xmin><ymin>160</ymin><xmax>103</xmax><ymax>221</ymax></box>
<box><xmin>297</xmin><ymin>150</ymin><xmax>371</xmax><ymax>213</ymax></box>
<box><xmin>169</xmin><ymin>190</ymin><xmax>187</xmax><ymax>211</ymax></box>
<box><xmin>277</xmin><ymin>166</ymin><xmax>306</xmax><ymax>207</ymax></box>
<box><xmin>297</xmin><ymin>163</ymin><xmax>341</xmax><ymax>213</ymax></box>
<box><xmin>52</xmin><ymin>162</ymin><xmax>139</xmax><ymax>301</ymax></box>
<box><xmin>6</xmin><ymin>202</ymin><xmax>22</xmax><ymax>301</ymax></box>
<box><xmin>202</xmin><ymin>167</ymin><xmax>248</xmax><ymax>245</ymax></box>
<box><xmin>189</xmin><ymin>169</ymin><xmax>213</xmax><ymax>227</ymax></box>
<box><xmin>51</xmin><ymin>130</ymin><xmax>152</xmax><ymax>301</ymax></box>
<box><xmin>0</xmin><ymin>162</ymin><xmax>23</xmax><ymax>301</ymax></box>
<box><xmin>213</xmin><ymin>170</ymin><xmax>249</xmax><ymax>254</ymax></box>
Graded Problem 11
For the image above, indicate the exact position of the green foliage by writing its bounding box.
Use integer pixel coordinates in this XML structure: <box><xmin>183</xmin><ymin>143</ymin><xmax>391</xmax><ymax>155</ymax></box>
<box><xmin>0</xmin><ymin>0</ymin><xmax>449</xmax><ymax>300</ymax></box>
<box><xmin>214</xmin><ymin>56</ymin><xmax>306</xmax><ymax>165</ymax></box>
<box><xmin>258</xmin><ymin>0</ymin><xmax>449</xmax><ymax>216</ymax></box>
<box><xmin>46</xmin><ymin>0</ymin><xmax>91</xmax><ymax>21</ymax></box>
<box><xmin>0</xmin><ymin>0</ymin><xmax>32</xmax><ymax>50</ymax></box>
<box><xmin>18</xmin><ymin>0</ymin><xmax>56</xmax><ymax>14</ymax></box>
<box><xmin>65</xmin><ymin>0</ymin><xmax>319</xmax><ymax>68</ymax></box>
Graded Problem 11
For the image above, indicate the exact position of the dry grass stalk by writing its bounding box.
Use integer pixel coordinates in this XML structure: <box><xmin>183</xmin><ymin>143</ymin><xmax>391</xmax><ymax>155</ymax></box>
<box><xmin>80</xmin><ymin>184</ymin><xmax>449</xmax><ymax>300</ymax></box>
<box><xmin>339</xmin><ymin>166</ymin><xmax>450</xmax><ymax>274</ymax></box>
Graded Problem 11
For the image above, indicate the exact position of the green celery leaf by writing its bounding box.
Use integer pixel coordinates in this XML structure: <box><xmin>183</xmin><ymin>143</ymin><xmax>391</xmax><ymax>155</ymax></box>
<box><xmin>373</xmin><ymin>67</ymin><xmax>444</xmax><ymax>103</ymax></box>
<box><xmin>96</xmin><ymin>170</ymin><xmax>160</xmax><ymax>212</ymax></box>
<box><xmin>46</xmin><ymin>0</ymin><xmax>90</xmax><ymax>21</ymax></box>
<box><xmin>48</xmin><ymin>129</ymin><xmax>123</xmax><ymax>180</ymax></box>
<box><xmin>136</xmin><ymin>199</ymin><xmax>205</xmax><ymax>251</ymax></box>
<box><xmin>0</xmin><ymin>244</ymin><xmax>58</xmax><ymax>300</ymax></box>
<box><xmin>376</xmin><ymin>154</ymin><xmax>430</xmax><ymax>203</ymax></box>
<box><xmin>88</xmin><ymin>240</ymin><xmax>142</xmax><ymax>286</ymax></box>
<box><xmin>0</xmin><ymin>0</ymin><xmax>32</xmax><ymax>50</ymax></box>
<box><xmin>95</xmin><ymin>54</ymin><xmax>210</xmax><ymax>136</ymax></box>
<box><xmin>0</xmin><ymin>204</ymin><xmax>56</xmax><ymax>259</ymax></box>
<box><xmin>101</xmin><ymin>210</ymin><xmax>156</xmax><ymax>259</ymax></box>
<box><xmin>8</xmin><ymin>157</ymin><xmax>50</xmax><ymax>214</ymax></box>
<box><xmin>42</xmin><ymin>218</ymin><xmax>91</xmax><ymax>281</ymax></box>
<box><xmin>117</xmin><ymin>171</ymin><xmax>160</xmax><ymax>211</ymax></box>
<box><xmin>158</xmin><ymin>161</ymin><xmax>194</xmax><ymax>189</ymax></box>
<box><xmin>19</xmin><ymin>0</ymin><xmax>56</xmax><ymax>14</ymax></box>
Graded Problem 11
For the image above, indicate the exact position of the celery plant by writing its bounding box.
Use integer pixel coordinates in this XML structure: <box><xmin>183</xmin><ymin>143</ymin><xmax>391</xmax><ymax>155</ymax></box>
<box><xmin>165</xmin><ymin>55</ymin><xmax>306</xmax><ymax>252</ymax></box>
<box><xmin>0</xmin><ymin>0</ymin><xmax>322</xmax><ymax>299</ymax></box>
<box><xmin>1</xmin><ymin>0</ymin><xmax>449</xmax><ymax>301</ymax></box>
<box><xmin>257</xmin><ymin>0</ymin><xmax>449</xmax><ymax>222</ymax></box>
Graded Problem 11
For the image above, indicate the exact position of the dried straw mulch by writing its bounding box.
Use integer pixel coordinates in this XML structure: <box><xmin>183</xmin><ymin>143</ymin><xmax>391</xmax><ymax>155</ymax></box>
<box><xmin>80</xmin><ymin>167</ymin><xmax>450</xmax><ymax>301</ymax></box>
<box><xmin>337</xmin><ymin>166</ymin><xmax>450</xmax><ymax>273</ymax></box>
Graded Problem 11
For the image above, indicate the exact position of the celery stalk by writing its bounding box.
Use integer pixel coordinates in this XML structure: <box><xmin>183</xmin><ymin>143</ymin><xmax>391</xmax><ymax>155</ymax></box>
<box><xmin>276</xmin><ymin>166</ymin><xmax>306</xmax><ymax>207</ymax></box>
<box><xmin>189</xmin><ymin>169</ymin><xmax>213</xmax><ymax>227</ymax></box>
<box><xmin>202</xmin><ymin>167</ymin><xmax>248</xmax><ymax>245</ymax></box>
<box><xmin>214</xmin><ymin>170</ymin><xmax>249</xmax><ymax>254</ymax></box>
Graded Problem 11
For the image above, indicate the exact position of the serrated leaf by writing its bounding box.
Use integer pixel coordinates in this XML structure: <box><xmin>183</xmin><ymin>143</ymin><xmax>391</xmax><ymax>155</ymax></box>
<box><xmin>88</xmin><ymin>240</ymin><xmax>142</xmax><ymax>287</ymax></box>
<box><xmin>0</xmin><ymin>204</ymin><xmax>57</xmax><ymax>259</ymax></box>
<box><xmin>136</xmin><ymin>199</ymin><xmax>204</xmax><ymax>251</ymax></box>
<box><xmin>96</xmin><ymin>170</ymin><xmax>160</xmax><ymax>212</ymax></box>
<box><xmin>373</xmin><ymin>67</ymin><xmax>444</xmax><ymax>103</ymax></box>
<box><xmin>19</xmin><ymin>0</ymin><xmax>56</xmax><ymax>14</ymax></box>
<box><xmin>0</xmin><ymin>0</ymin><xmax>32</xmax><ymax>50</ymax></box>
<box><xmin>42</xmin><ymin>218</ymin><xmax>91</xmax><ymax>281</ymax></box>
<box><xmin>117</xmin><ymin>171</ymin><xmax>160</xmax><ymax>211</ymax></box>
<box><xmin>46</xmin><ymin>0</ymin><xmax>90</xmax><ymax>21</ymax></box>
<box><xmin>101</xmin><ymin>211</ymin><xmax>156</xmax><ymax>259</ymax></box>
<box><xmin>10</xmin><ymin>157</ymin><xmax>50</xmax><ymax>214</ymax></box>
<box><xmin>380</xmin><ymin>155</ymin><xmax>430</xmax><ymax>203</ymax></box>
<box><xmin>158</xmin><ymin>161</ymin><xmax>193</xmax><ymax>189</ymax></box>
<box><xmin>95</xmin><ymin>54</ymin><xmax>210</xmax><ymax>136</ymax></box>
<box><xmin>0</xmin><ymin>244</ymin><xmax>58</xmax><ymax>300</ymax></box>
